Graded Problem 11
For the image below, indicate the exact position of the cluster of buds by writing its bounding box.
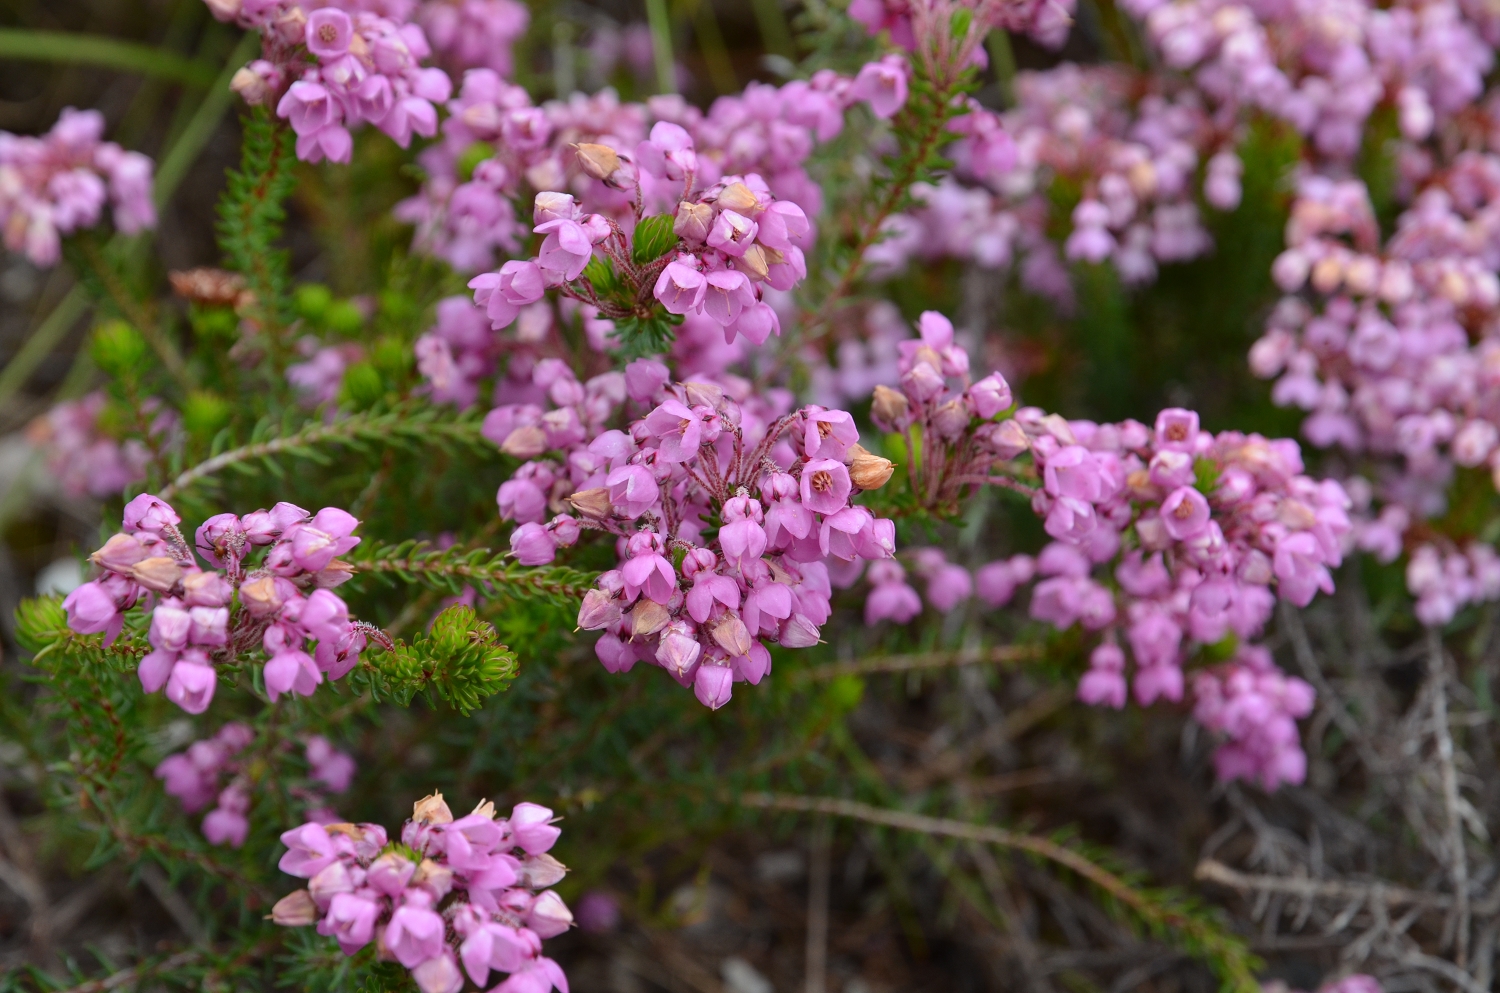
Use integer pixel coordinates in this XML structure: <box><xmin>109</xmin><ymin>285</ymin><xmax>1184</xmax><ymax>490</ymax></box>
<box><xmin>1191</xmin><ymin>645</ymin><xmax>1316</xmax><ymax>790</ymax></box>
<box><xmin>0</xmin><ymin>107</ymin><xmax>156</xmax><ymax>267</ymax></box>
<box><xmin>61</xmin><ymin>494</ymin><xmax>386</xmax><ymax>715</ymax></box>
<box><xmin>209</xmin><ymin>0</ymin><xmax>453</xmax><ymax>163</ymax></box>
<box><xmin>467</xmin><ymin>130</ymin><xmax>810</xmax><ymax>353</ymax></box>
<box><xmin>558</xmin><ymin>380</ymin><xmax>898</xmax><ymax>709</ymax></box>
<box><xmin>848</xmin><ymin>0</ymin><xmax>1076</xmax><ymax>51</ymax></box>
<box><xmin>868</xmin><ymin>310</ymin><xmax>1016</xmax><ymax>513</ymax></box>
<box><xmin>156</xmin><ymin>726</ymin><xmax>355</xmax><ymax>847</ymax></box>
<box><xmin>274</xmin><ymin>792</ymin><xmax>571</xmax><ymax>993</ymax></box>
<box><xmin>1405</xmin><ymin>541</ymin><xmax>1500</xmax><ymax>626</ymax></box>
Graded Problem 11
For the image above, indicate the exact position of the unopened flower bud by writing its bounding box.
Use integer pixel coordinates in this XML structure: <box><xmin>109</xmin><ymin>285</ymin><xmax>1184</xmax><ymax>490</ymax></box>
<box><xmin>871</xmin><ymin>384</ymin><xmax>910</xmax><ymax>427</ymax></box>
<box><xmin>270</xmin><ymin>888</ymin><xmax>319</xmax><ymax>926</ymax></box>
<box><xmin>239</xmin><ymin>575</ymin><xmax>284</xmax><ymax>616</ymax></box>
<box><xmin>682</xmin><ymin>381</ymin><xmax>724</xmax><ymax>408</ymax></box>
<box><xmin>501</xmin><ymin>425</ymin><xmax>548</xmax><ymax>459</ymax></box>
<box><xmin>131</xmin><ymin>557</ymin><xmax>184</xmax><ymax>593</ymax></box>
<box><xmin>412</xmin><ymin>791</ymin><xmax>454</xmax><ymax>825</ymax></box>
<box><xmin>630</xmin><ymin>599</ymin><xmax>671</xmax><ymax>637</ymax></box>
<box><xmin>573</xmin><ymin>143</ymin><xmax>621</xmax><ymax>181</ymax></box>
<box><xmin>716</xmin><ymin>182</ymin><xmax>762</xmax><ymax>216</ymax></box>
<box><xmin>847</xmin><ymin>444</ymin><xmax>895</xmax><ymax>489</ymax></box>
<box><xmin>710</xmin><ymin>613</ymin><xmax>753</xmax><ymax>657</ymax></box>
<box><xmin>674</xmin><ymin>201</ymin><xmax>714</xmax><ymax>242</ymax></box>
<box><xmin>568</xmin><ymin>487</ymin><xmax>613</xmax><ymax>519</ymax></box>
<box><xmin>91</xmin><ymin>533</ymin><xmax>149</xmax><ymax>573</ymax></box>
<box><xmin>411</xmin><ymin>857</ymin><xmax>454</xmax><ymax>899</ymax></box>
<box><xmin>738</xmin><ymin>244</ymin><xmax>770</xmax><ymax>281</ymax></box>
<box><xmin>931</xmin><ymin>399</ymin><xmax>971</xmax><ymax>440</ymax></box>
<box><xmin>577</xmin><ymin>589</ymin><xmax>623</xmax><ymax>630</ymax></box>
<box><xmin>518</xmin><ymin>852</ymin><xmax>569</xmax><ymax>888</ymax></box>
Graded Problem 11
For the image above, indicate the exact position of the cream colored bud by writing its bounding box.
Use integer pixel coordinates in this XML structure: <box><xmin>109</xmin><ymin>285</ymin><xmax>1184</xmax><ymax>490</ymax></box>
<box><xmin>412</xmin><ymin>791</ymin><xmax>454</xmax><ymax>825</ymax></box>
<box><xmin>411</xmin><ymin>858</ymin><xmax>454</xmax><ymax>899</ymax></box>
<box><xmin>518</xmin><ymin>852</ymin><xmax>569</xmax><ymax>888</ymax></box>
<box><xmin>630</xmin><ymin>599</ymin><xmax>671</xmax><ymax>638</ymax></box>
<box><xmin>230</xmin><ymin>67</ymin><xmax>271</xmax><ymax>105</ymax></box>
<box><xmin>471</xmin><ymin>798</ymin><xmax>497</xmax><ymax>820</ymax></box>
<box><xmin>682</xmin><ymin>381</ymin><xmax>725</xmax><ymax>408</ymax></box>
<box><xmin>204</xmin><ymin>0</ymin><xmax>243</xmax><ymax>20</ymax></box>
<box><xmin>568</xmin><ymin>487</ymin><xmax>614</xmax><ymax>519</ymax></box>
<box><xmin>131</xmin><ymin>557</ymin><xmax>183</xmax><ymax>593</ymax></box>
<box><xmin>738</xmin><ymin>244</ymin><xmax>770</xmax><ymax>282</ymax></box>
<box><xmin>673</xmin><ymin>201</ymin><xmax>714</xmax><ymax>242</ymax></box>
<box><xmin>269</xmin><ymin>889</ymin><xmax>318</xmax><ymax>926</ymax></box>
<box><xmin>871</xmin><ymin>384</ymin><xmax>910</xmax><ymax>425</ymax></box>
<box><xmin>239</xmin><ymin>576</ymin><xmax>283</xmax><ymax>616</ymax></box>
<box><xmin>573</xmin><ymin>143</ymin><xmax>621</xmax><ymax>181</ymax></box>
<box><xmin>1310</xmin><ymin>254</ymin><xmax>1344</xmax><ymax>294</ymax></box>
<box><xmin>710</xmin><ymin>612</ymin><xmax>753</xmax><ymax>657</ymax></box>
<box><xmin>312</xmin><ymin>560</ymin><xmax>355</xmax><ymax>589</ymax></box>
<box><xmin>501</xmin><ymin>425</ymin><xmax>548</xmax><ymax>458</ymax></box>
<box><xmin>847</xmin><ymin>444</ymin><xmax>895</xmax><ymax>489</ymax></box>
<box><xmin>1127</xmin><ymin>159</ymin><xmax>1157</xmax><ymax>197</ymax></box>
<box><xmin>1038</xmin><ymin>414</ymin><xmax>1077</xmax><ymax>445</ymax></box>
<box><xmin>717</xmin><ymin>182</ymin><xmax>762</xmax><ymax>215</ymax></box>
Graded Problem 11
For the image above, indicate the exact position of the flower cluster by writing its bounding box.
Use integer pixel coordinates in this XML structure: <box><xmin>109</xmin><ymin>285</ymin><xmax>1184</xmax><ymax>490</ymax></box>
<box><xmin>1191</xmin><ymin>644</ymin><xmax>1315</xmax><ymax>790</ymax></box>
<box><xmin>273</xmin><ymin>792</ymin><xmax>570</xmax><ymax>993</ymax></box>
<box><xmin>397</xmin><ymin>69</ymin><xmax>875</xmax><ymax>273</ymax></box>
<box><xmin>27</xmin><ymin>392</ymin><xmax>154</xmax><ymax>500</ymax></box>
<box><xmin>416</xmin><ymin>0</ymin><xmax>529</xmax><ymax>77</ymax></box>
<box><xmin>550</xmin><ymin>378</ymin><xmax>899</xmax><ymax>709</ymax></box>
<box><xmin>0</xmin><ymin>107</ymin><xmax>156</xmax><ymax>267</ymax></box>
<box><xmin>848</xmin><ymin>0</ymin><xmax>1077</xmax><ymax>51</ymax></box>
<box><xmin>872</xmin><ymin>65</ymin><xmax>1232</xmax><ymax>299</ymax></box>
<box><xmin>866</xmin><ymin>310</ymin><xmax>1017</xmax><ymax>513</ymax></box>
<box><xmin>156</xmin><ymin>726</ymin><xmax>356</xmax><ymax>847</ymax></box>
<box><xmin>211</xmin><ymin>0</ymin><xmax>453</xmax><ymax>163</ymax></box>
<box><xmin>61</xmin><ymin>494</ymin><xmax>383</xmax><ymax>714</ymax></box>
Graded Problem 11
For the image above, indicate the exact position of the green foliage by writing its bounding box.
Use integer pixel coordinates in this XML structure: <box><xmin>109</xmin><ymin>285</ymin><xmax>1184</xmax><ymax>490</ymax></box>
<box><xmin>183</xmin><ymin>389</ymin><xmax>233</xmax><ymax>439</ymax></box>
<box><xmin>217</xmin><ymin>107</ymin><xmax>296</xmax><ymax>333</ymax></box>
<box><xmin>360</xmin><ymin>605</ymin><xmax>519</xmax><ymax>714</ymax></box>
<box><xmin>631</xmin><ymin>213</ymin><xmax>677</xmax><ymax>264</ymax></box>
<box><xmin>91</xmin><ymin>319</ymin><xmax>149</xmax><ymax>377</ymax></box>
<box><xmin>294</xmin><ymin>283</ymin><xmax>334</xmax><ymax>322</ymax></box>
<box><xmin>610</xmin><ymin>312</ymin><xmax>683</xmax><ymax>358</ymax></box>
<box><xmin>350</xmin><ymin>540</ymin><xmax>595</xmax><ymax>605</ymax></box>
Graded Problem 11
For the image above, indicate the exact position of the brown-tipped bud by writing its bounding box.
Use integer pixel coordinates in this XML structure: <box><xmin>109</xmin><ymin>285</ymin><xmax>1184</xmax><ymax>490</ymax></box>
<box><xmin>203</xmin><ymin>0</ymin><xmax>243</xmax><ymax>21</ymax></box>
<box><xmin>471</xmin><ymin>798</ymin><xmax>497</xmax><ymax>820</ymax></box>
<box><xmin>273</xmin><ymin>7</ymin><xmax>306</xmax><ymax>44</ymax></box>
<box><xmin>630</xmin><ymin>599</ymin><xmax>671</xmax><ymax>638</ymax></box>
<box><xmin>981</xmin><ymin>418</ymin><xmax>1030</xmax><ymax>459</ymax></box>
<box><xmin>931</xmin><ymin>399</ymin><xmax>972</xmax><ymax>441</ymax></box>
<box><xmin>239</xmin><ymin>576</ymin><xmax>284</xmax><ymax>617</ymax></box>
<box><xmin>682</xmin><ymin>380</ymin><xmax>724</xmax><ymax>408</ymax></box>
<box><xmin>518</xmin><ymin>852</ymin><xmax>569</xmax><ymax>888</ymax></box>
<box><xmin>673</xmin><ymin>201</ymin><xmax>714</xmax><ymax>243</ymax></box>
<box><xmin>230</xmin><ymin>67</ymin><xmax>273</xmax><ymax>106</ymax></box>
<box><xmin>1038</xmin><ymin>414</ymin><xmax>1077</xmax><ymax>445</ymax></box>
<box><xmin>573</xmin><ymin>143</ymin><xmax>621</xmax><ymax>181</ymax></box>
<box><xmin>312</xmin><ymin>560</ymin><xmax>355</xmax><ymax>589</ymax></box>
<box><xmin>91</xmin><ymin>533</ymin><xmax>149</xmax><ymax>573</ymax></box>
<box><xmin>717</xmin><ymin>182</ymin><xmax>762</xmax><ymax>215</ymax></box>
<box><xmin>501</xmin><ymin>425</ymin><xmax>548</xmax><ymax>459</ymax></box>
<box><xmin>738</xmin><ymin>244</ymin><xmax>770</xmax><ymax>282</ymax></box>
<box><xmin>710</xmin><ymin>613</ymin><xmax>753</xmax><ymax>657</ymax></box>
<box><xmin>1127</xmin><ymin>159</ymin><xmax>1157</xmax><ymax>197</ymax></box>
<box><xmin>848</xmin><ymin>444</ymin><xmax>895</xmax><ymax>489</ymax></box>
<box><xmin>270</xmin><ymin>889</ymin><xmax>318</xmax><ymax>926</ymax></box>
<box><xmin>871</xmin><ymin>384</ymin><xmax>910</xmax><ymax>427</ymax></box>
<box><xmin>577</xmin><ymin>589</ymin><xmax>623</xmax><ymax>631</ymax></box>
<box><xmin>412</xmin><ymin>791</ymin><xmax>454</xmax><ymax>825</ymax></box>
<box><xmin>411</xmin><ymin>858</ymin><xmax>454</xmax><ymax>899</ymax></box>
<box><xmin>131</xmin><ymin>557</ymin><xmax>183</xmax><ymax>593</ymax></box>
<box><xmin>170</xmin><ymin>268</ymin><xmax>248</xmax><ymax>306</ymax></box>
<box><xmin>568</xmin><ymin>487</ymin><xmax>613</xmax><ymax>519</ymax></box>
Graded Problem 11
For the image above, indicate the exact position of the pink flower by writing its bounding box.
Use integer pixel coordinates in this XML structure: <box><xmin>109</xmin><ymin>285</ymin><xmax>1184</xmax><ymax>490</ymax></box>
<box><xmin>534</xmin><ymin>218</ymin><xmax>593</xmax><ymax>281</ymax></box>
<box><xmin>654</xmin><ymin>259</ymin><xmax>707</xmax><ymax>315</ymax></box>
<box><xmin>123</xmin><ymin>493</ymin><xmax>180</xmax><ymax>533</ymax></box>
<box><xmin>165</xmin><ymin>654</ymin><xmax>217</xmax><ymax>714</ymax></box>
<box><xmin>801</xmin><ymin>408</ymin><xmax>859</xmax><ymax>460</ymax></box>
<box><xmin>1160</xmin><ymin>486</ymin><xmax>1210</xmax><ymax>540</ymax></box>
<box><xmin>510</xmin><ymin>523</ymin><xmax>558</xmax><ymax>566</ymax></box>
<box><xmin>1043</xmin><ymin>496</ymin><xmax>1096</xmax><ymax>543</ymax></box>
<box><xmin>605</xmin><ymin>464</ymin><xmax>660</xmax><ymax>518</ymax></box>
<box><xmin>621</xmin><ymin>532</ymin><xmax>676</xmax><ymax>604</ymax></box>
<box><xmin>387</xmin><ymin>903</ymin><xmax>448</xmax><ymax>968</ymax></box>
<box><xmin>320</xmin><ymin>891</ymin><xmax>382</xmax><ymax>953</ymax></box>
<box><xmin>694</xmin><ymin>662</ymin><xmax>734</xmax><ymax>709</ymax></box>
<box><xmin>1273</xmin><ymin>531</ymin><xmax>1334</xmax><ymax>607</ymax></box>
<box><xmin>264</xmin><ymin>650</ymin><xmax>322</xmax><ymax>703</ymax></box>
<box><xmin>306</xmin><ymin>8</ymin><xmax>354</xmax><ymax>58</ymax></box>
<box><xmin>925</xmin><ymin>563</ymin><xmax>973</xmax><ymax>612</ymax></box>
<box><xmin>1043</xmin><ymin>446</ymin><xmax>1115</xmax><ymax>502</ymax></box>
<box><xmin>63</xmin><ymin>581</ymin><xmax>123</xmax><ymax>642</ymax></box>
<box><xmin>642</xmin><ymin>400</ymin><xmax>705</xmax><ymax>462</ymax></box>
<box><xmin>800</xmin><ymin>459</ymin><xmax>852</xmax><ymax>515</ymax></box>
<box><xmin>278</xmin><ymin>822</ymin><xmax>338</xmax><ymax>878</ymax></box>
<box><xmin>852</xmin><ymin>57</ymin><xmax>909</xmax><ymax>118</ymax></box>
<box><xmin>968</xmin><ymin>374</ymin><xmax>1013</xmax><ymax>419</ymax></box>
<box><xmin>707</xmin><ymin>210</ymin><xmax>758</xmax><ymax>257</ymax></box>
<box><xmin>1154</xmin><ymin>408</ymin><xmax>1200</xmax><ymax>451</ymax></box>
<box><xmin>1078</xmin><ymin>643</ymin><xmax>1127</xmax><ymax>709</ymax></box>
<box><xmin>509</xmin><ymin>801</ymin><xmax>562</xmax><ymax>854</ymax></box>
<box><xmin>702</xmin><ymin>269</ymin><xmax>755</xmax><ymax>325</ymax></box>
<box><xmin>202</xmin><ymin>806</ymin><xmax>250</xmax><ymax>847</ymax></box>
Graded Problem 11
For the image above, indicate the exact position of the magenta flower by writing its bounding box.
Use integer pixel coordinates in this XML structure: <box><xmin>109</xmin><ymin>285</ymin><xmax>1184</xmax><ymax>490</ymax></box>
<box><xmin>653</xmin><ymin>259</ymin><xmax>707</xmax><ymax>315</ymax></box>
<box><xmin>801</xmin><ymin>408</ymin><xmax>859</xmax><ymax>460</ymax></box>
<box><xmin>1160</xmin><ymin>486</ymin><xmax>1210</xmax><ymax>540</ymax></box>
<box><xmin>306</xmin><ymin>8</ymin><xmax>354</xmax><ymax>58</ymax></box>
<box><xmin>1077</xmin><ymin>643</ymin><xmax>1127</xmax><ymax>709</ymax></box>
<box><xmin>265</xmin><ymin>649</ymin><xmax>322</xmax><ymax>703</ymax></box>
<box><xmin>800</xmin><ymin>459</ymin><xmax>852</xmax><ymax>515</ymax></box>
<box><xmin>1273</xmin><ymin>532</ymin><xmax>1334</xmax><ymax>607</ymax></box>
<box><xmin>321</xmin><ymin>891</ymin><xmax>382</xmax><ymax>954</ymax></box>
<box><xmin>693</xmin><ymin>662</ymin><xmax>734</xmax><ymax>709</ymax></box>
<box><xmin>510</xmin><ymin>523</ymin><xmax>558</xmax><ymax>566</ymax></box>
<box><xmin>62</xmin><ymin>581</ymin><xmax>123</xmax><ymax>642</ymax></box>
<box><xmin>165</xmin><ymin>653</ymin><xmax>217</xmax><ymax>714</ymax></box>
<box><xmin>1154</xmin><ymin>408</ymin><xmax>1201</xmax><ymax>451</ymax></box>
<box><xmin>388</xmin><ymin>903</ymin><xmax>448</xmax><ymax>968</ymax></box>
<box><xmin>605</xmin><ymin>464</ymin><xmax>660</xmax><ymax>518</ymax></box>
<box><xmin>701</xmin><ymin>269</ymin><xmax>755</xmax><ymax>325</ymax></box>
<box><xmin>123</xmin><ymin>493</ymin><xmax>181</xmax><ymax>533</ymax></box>
<box><xmin>202</xmin><ymin>805</ymin><xmax>250</xmax><ymax>848</ymax></box>
<box><xmin>968</xmin><ymin>373</ymin><xmax>1013</xmax><ymax>419</ymax></box>
<box><xmin>1043</xmin><ymin>446</ymin><xmax>1116</xmax><ymax>502</ymax></box>
<box><xmin>706</xmin><ymin>210</ymin><xmax>758</xmax><ymax>257</ymax></box>
<box><xmin>642</xmin><ymin>400</ymin><xmax>705</xmax><ymax>462</ymax></box>
<box><xmin>533</xmin><ymin>218</ymin><xmax>592</xmax><ymax>281</ymax></box>
<box><xmin>851</xmin><ymin>57</ymin><xmax>909</xmax><ymax>118</ymax></box>
<box><xmin>621</xmin><ymin>531</ymin><xmax>676</xmax><ymax>604</ymax></box>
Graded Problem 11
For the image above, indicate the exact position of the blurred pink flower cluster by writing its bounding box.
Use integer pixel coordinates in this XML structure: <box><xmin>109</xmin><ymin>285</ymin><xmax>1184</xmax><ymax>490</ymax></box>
<box><xmin>156</xmin><ymin>725</ymin><xmax>355</xmax><ymax>847</ymax></box>
<box><xmin>274</xmin><ymin>792</ymin><xmax>571</xmax><ymax>993</ymax></box>
<box><xmin>0</xmin><ymin>107</ymin><xmax>156</xmax><ymax>267</ymax></box>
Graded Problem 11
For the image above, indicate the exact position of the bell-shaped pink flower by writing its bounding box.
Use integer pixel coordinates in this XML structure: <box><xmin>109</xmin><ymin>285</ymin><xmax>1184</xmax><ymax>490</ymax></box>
<box><xmin>386</xmin><ymin>902</ymin><xmax>448</xmax><ymax>968</ymax></box>
<box><xmin>279</xmin><ymin>822</ymin><xmax>338</xmax><ymax>878</ymax></box>
<box><xmin>165</xmin><ymin>653</ymin><xmax>217</xmax><ymax>714</ymax></box>
<box><xmin>1160</xmin><ymin>486</ymin><xmax>1210</xmax><ymax>540</ymax></box>
<box><xmin>800</xmin><ymin>459</ymin><xmax>851</xmax><ymax>515</ymax></box>
<box><xmin>509</xmin><ymin>802</ymin><xmax>562</xmax><ymax>854</ymax></box>
<box><xmin>694</xmin><ymin>662</ymin><xmax>734</xmax><ymax>709</ymax></box>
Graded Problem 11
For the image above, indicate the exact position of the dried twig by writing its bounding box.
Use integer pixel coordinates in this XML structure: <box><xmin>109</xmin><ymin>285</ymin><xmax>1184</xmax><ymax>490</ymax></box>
<box><xmin>1427</xmin><ymin>630</ymin><xmax>1472</xmax><ymax>969</ymax></box>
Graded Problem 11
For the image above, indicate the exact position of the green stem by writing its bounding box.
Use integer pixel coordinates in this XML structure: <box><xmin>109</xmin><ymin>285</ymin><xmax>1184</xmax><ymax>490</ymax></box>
<box><xmin>0</xmin><ymin>286</ymin><xmax>88</xmax><ymax>410</ymax></box>
<box><xmin>76</xmin><ymin>237</ymin><xmax>192</xmax><ymax>391</ymax></box>
<box><xmin>0</xmin><ymin>30</ymin><xmax>218</xmax><ymax>86</ymax></box>
<box><xmin>645</xmin><ymin>0</ymin><xmax>678</xmax><ymax>95</ymax></box>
